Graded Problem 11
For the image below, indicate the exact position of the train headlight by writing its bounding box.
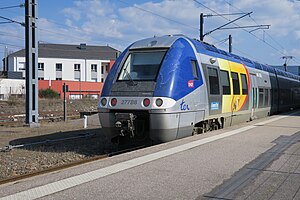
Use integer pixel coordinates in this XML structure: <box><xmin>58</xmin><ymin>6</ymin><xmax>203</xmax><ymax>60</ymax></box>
<box><xmin>143</xmin><ymin>98</ymin><xmax>150</xmax><ymax>107</ymax></box>
<box><xmin>100</xmin><ymin>98</ymin><xmax>107</xmax><ymax>106</ymax></box>
<box><xmin>156</xmin><ymin>98</ymin><xmax>163</xmax><ymax>107</ymax></box>
<box><xmin>111</xmin><ymin>98</ymin><xmax>117</xmax><ymax>106</ymax></box>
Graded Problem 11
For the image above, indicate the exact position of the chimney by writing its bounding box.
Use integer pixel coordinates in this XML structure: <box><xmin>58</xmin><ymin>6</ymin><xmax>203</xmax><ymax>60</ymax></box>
<box><xmin>4</xmin><ymin>46</ymin><xmax>8</xmax><ymax>72</ymax></box>
<box><xmin>79</xmin><ymin>43</ymin><xmax>86</xmax><ymax>50</ymax></box>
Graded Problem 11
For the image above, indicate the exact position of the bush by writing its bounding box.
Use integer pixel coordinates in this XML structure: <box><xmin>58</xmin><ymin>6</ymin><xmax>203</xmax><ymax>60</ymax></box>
<box><xmin>39</xmin><ymin>88</ymin><xmax>60</xmax><ymax>99</ymax></box>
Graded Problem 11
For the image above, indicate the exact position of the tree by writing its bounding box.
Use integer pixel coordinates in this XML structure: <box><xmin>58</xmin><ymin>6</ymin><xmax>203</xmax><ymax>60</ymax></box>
<box><xmin>39</xmin><ymin>88</ymin><xmax>60</xmax><ymax>99</ymax></box>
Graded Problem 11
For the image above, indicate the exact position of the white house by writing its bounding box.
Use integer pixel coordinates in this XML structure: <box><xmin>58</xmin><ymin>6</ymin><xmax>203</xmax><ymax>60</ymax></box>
<box><xmin>4</xmin><ymin>43</ymin><xmax>120</xmax><ymax>82</ymax></box>
<box><xmin>0</xmin><ymin>79</ymin><xmax>25</xmax><ymax>100</ymax></box>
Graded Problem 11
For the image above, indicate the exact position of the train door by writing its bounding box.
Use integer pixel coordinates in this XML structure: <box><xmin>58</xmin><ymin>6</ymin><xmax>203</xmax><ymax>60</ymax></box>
<box><xmin>205</xmin><ymin>65</ymin><xmax>222</xmax><ymax>116</ymax></box>
<box><xmin>228</xmin><ymin>62</ymin><xmax>250</xmax><ymax>125</ymax></box>
<box><xmin>250</xmin><ymin>74</ymin><xmax>258</xmax><ymax>120</ymax></box>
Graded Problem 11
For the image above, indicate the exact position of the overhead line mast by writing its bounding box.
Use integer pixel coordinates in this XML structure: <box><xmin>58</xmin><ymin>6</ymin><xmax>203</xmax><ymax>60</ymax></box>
<box><xmin>25</xmin><ymin>0</ymin><xmax>39</xmax><ymax>127</ymax></box>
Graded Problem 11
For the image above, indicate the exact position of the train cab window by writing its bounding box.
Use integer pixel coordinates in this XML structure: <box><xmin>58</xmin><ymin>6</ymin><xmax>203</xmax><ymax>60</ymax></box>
<box><xmin>241</xmin><ymin>74</ymin><xmax>248</xmax><ymax>95</ymax></box>
<box><xmin>118</xmin><ymin>51</ymin><xmax>166</xmax><ymax>81</ymax></box>
<box><xmin>231</xmin><ymin>72</ymin><xmax>240</xmax><ymax>95</ymax></box>
<box><xmin>208</xmin><ymin>67</ymin><xmax>220</xmax><ymax>95</ymax></box>
<box><xmin>220</xmin><ymin>70</ymin><xmax>230</xmax><ymax>95</ymax></box>
<box><xmin>191</xmin><ymin>60</ymin><xmax>199</xmax><ymax>80</ymax></box>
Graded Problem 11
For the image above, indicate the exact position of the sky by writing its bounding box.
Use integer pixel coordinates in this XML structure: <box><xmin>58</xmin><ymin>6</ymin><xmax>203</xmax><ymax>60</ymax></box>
<box><xmin>0</xmin><ymin>0</ymin><xmax>300</xmax><ymax>70</ymax></box>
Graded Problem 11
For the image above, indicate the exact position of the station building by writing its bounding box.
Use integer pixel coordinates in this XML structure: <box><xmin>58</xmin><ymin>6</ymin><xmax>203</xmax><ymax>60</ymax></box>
<box><xmin>1</xmin><ymin>43</ymin><xmax>120</xmax><ymax>100</ymax></box>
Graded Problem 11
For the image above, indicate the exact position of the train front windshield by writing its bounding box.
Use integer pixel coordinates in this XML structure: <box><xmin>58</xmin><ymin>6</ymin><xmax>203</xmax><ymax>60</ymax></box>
<box><xmin>118</xmin><ymin>51</ymin><xmax>166</xmax><ymax>81</ymax></box>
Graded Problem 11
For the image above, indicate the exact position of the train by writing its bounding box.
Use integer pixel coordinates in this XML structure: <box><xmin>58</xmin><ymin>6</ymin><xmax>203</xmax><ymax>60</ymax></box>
<box><xmin>97</xmin><ymin>35</ymin><xmax>300</xmax><ymax>143</ymax></box>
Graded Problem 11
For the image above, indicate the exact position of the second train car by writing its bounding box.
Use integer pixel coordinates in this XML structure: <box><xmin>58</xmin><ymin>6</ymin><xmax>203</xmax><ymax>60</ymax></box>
<box><xmin>98</xmin><ymin>35</ymin><xmax>300</xmax><ymax>142</ymax></box>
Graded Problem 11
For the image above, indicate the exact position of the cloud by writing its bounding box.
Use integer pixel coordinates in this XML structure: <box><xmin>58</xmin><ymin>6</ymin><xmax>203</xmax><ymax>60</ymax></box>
<box><xmin>43</xmin><ymin>0</ymin><xmax>297</xmax><ymax>64</ymax></box>
<box><xmin>235</xmin><ymin>0</ymin><xmax>300</xmax><ymax>37</ymax></box>
<box><xmin>117</xmin><ymin>0</ymin><xmax>199</xmax><ymax>39</ymax></box>
<box><xmin>1</xmin><ymin>0</ymin><xmax>299</xmax><ymax>66</ymax></box>
<box><xmin>296</xmin><ymin>30</ymin><xmax>300</xmax><ymax>39</ymax></box>
<box><xmin>38</xmin><ymin>18</ymin><xmax>92</xmax><ymax>45</ymax></box>
<box><xmin>62</xmin><ymin>7</ymin><xmax>81</xmax><ymax>21</ymax></box>
<box><xmin>59</xmin><ymin>0</ymin><xmax>201</xmax><ymax>42</ymax></box>
<box><xmin>0</xmin><ymin>16</ymin><xmax>25</xmax><ymax>54</ymax></box>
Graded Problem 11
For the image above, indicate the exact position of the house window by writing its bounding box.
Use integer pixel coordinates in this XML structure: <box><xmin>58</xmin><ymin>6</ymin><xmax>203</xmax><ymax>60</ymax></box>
<box><xmin>91</xmin><ymin>64</ymin><xmax>97</xmax><ymax>72</ymax></box>
<box><xmin>38</xmin><ymin>63</ymin><xmax>44</xmax><ymax>71</ymax></box>
<box><xmin>56</xmin><ymin>63</ymin><xmax>62</xmax><ymax>71</ymax></box>
<box><xmin>56</xmin><ymin>78</ymin><xmax>62</xmax><ymax>80</ymax></box>
<box><xmin>86</xmin><ymin>94</ymin><xmax>98</xmax><ymax>99</ymax></box>
<box><xmin>101</xmin><ymin>78</ymin><xmax>104</xmax><ymax>82</ymax></box>
<box><xmin>101</xmin><ymin>63</ymin><xmax>109</xmax><ymax>74</ymax></box>
<box><xmin>18</xmin><ymin>62</ymin><xmax>25</xmax><ymax>70</ymax></box>
<box><xmin>208</xmin><ymin>67</ymin><xmax>220</xmax><ymax>95</ymax></box>
<box><xmin>38</xmin><ymin>77</ymin><xmax>44</xmax><ymax>80</ymax></box>
<box><xmin>69</xmin><ymin>94</ymin><xmax>82</xmax><ymax>99</ymax></box>
<box><xmin>220</xmin><ymin>70</ymin><xmax>230</xmax><ymax>95</ymax></box>
<box><xmin>74</xmin><ymin>64</ymin><xmax>80</xmax><ymax>71</ymax></box>
<box><xmin>231</xmin><ymin>72</ymin><xmax>240</xmax><ymax>95</ymax></box>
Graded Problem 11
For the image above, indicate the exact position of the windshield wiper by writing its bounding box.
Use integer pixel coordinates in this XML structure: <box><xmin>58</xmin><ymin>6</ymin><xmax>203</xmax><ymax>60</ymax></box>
<box><xmin>123</xmin><ymin>64</ymin><xmax>137</xmax><ymax>86</ymax></box>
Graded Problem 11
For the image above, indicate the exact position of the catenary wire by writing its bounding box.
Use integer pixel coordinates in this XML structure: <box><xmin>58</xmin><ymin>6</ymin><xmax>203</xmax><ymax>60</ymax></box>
<box><xmin>0</xmin><ymin>42</ymin><xmax>23</xmax><ymax>48</ymax></box>
<box><xmin>0</xmin><ymin>4</ymin><xmax>24</xmax><ymax>10</ymax></box>
<box><xmin>224</xmin><ymin>0</ymin><xmax>300</xmax><ymax>65</ymax></box>
<box><xmin>193</xmin><ymin>0</ymin><xmax>295</xmax><ymax>62</ymax></box>
<box><xmin>0</xmin><ymin>0</ymin><xmax>284</xmax><ymax>65</ymax></box>
<box><xmin>117</xmin><ymin>0</ymin><xmax>199</xmax><ymax>31</ymax></box>
<box><xmin>116</xmin><ymin>0</ymin><xmax>261</xmax><ymax>61</ymax></box>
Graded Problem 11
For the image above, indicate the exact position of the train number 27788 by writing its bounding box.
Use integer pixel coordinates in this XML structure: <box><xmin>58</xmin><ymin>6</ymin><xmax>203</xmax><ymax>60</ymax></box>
<box><xmin>121</xmin><ymin>100</ymin><xmax>138</xmax><ymax>105</ymax></box>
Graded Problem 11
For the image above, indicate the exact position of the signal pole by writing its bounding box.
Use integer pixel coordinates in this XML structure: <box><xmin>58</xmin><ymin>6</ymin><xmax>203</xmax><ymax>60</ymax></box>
<box><xmin>200</xmin><ymin>13</ymin><xmax>204</xmax><ymax>41</ymax></box>
<box><xmin>282</xmin><ymin>56</ymin><xmax>293</xmax><ymax>72</ymax></box>
<box><xmin>229</xmin><ymin>34</ymin><xmax>232</xmax><ymax>53</ymax></box>
<box><xmin>25</xmin><ymin>0</ymin><xmax>39</xmax><ymax>127</ymax></box>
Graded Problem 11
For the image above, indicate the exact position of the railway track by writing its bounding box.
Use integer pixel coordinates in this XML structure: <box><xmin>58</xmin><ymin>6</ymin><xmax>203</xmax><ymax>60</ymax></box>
<box><xmin>0</xmin><ymin>139</ymin><xmax>150</xmax><ymax>185</ymax></box>
<box><xmin>0</xmin><ymin>154</ymin><xmax>108</xmax><ymax>185</ymax></box>
<box><xmin>0</xmin><ymin>112</ymin><xmax>81</xmax><ymax>126</ymax></box>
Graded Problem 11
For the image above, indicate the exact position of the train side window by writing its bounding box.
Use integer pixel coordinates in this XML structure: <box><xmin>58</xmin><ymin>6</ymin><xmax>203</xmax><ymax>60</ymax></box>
<box><xmin>208</xmin><ymin>67</ymin><xmax>220</xmax><ymax>95</ymax></box>
<box><xmin>241</xmin><ymin>74</ymin><xmax>248</xmax><ymax>95</ymax></box>
<box><xmin>191</xmin><ymin>60</ymin><xmax>199</xmax><ymax>80</ymax></box>
<box><xmin>231</xmin><ymin>72</ymin><xmax>240</xmax><ymax>95</ymax></box>
<box><xmin>269</xmin><ymin>89</ymin><xmax>272</xmax><ymax>106</ymax></box>
<box><xmin>220</xmin><ymin>70</ymin><xmax>230</xmax><ymax>95</ymax></box>
<box><xmin>259</xmin><ymin>88</ymin><xmax>264</xmax><ymax>108</ymax></box>
<box><xmin>264</xmin><ymin>88</ymin><xmax>269</xmax><ymax>107</ymax></box>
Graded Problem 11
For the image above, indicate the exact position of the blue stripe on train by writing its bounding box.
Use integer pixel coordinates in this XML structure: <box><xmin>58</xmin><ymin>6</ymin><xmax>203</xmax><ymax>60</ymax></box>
<box><xmin>154</xmin><ymin>38</ymin><xmax>203</xmax><ymax>100</ymax></box>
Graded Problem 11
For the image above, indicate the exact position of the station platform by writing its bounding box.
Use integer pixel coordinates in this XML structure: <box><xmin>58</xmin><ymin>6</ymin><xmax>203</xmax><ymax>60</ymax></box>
<box><xmin>0</xmin><ymin>111</ymin><xmax>300</xmax><ymax>200</ymax></box>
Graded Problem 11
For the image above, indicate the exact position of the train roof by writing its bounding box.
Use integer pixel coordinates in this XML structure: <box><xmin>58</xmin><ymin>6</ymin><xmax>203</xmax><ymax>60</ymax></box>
<box><xmin>187</xmin><ymin>37</ymin><xmax>300</xmax><ymax>81</ymax></box>
<box><xmin>130</xmin><ymin>35</ymin><xmax>300</xmax><ymax>81</ymax></box>
<box><xmin>130</xmin><ymin>35</ymin><xmax>183</xmax><ymax>49</ymax></box>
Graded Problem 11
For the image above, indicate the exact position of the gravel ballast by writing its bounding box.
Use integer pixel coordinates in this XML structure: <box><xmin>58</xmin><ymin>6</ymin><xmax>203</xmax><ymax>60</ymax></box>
<box><xmin>0</xmin><ymin>114</ymin><xmax>108</xmax><ymax>182</ymax></box>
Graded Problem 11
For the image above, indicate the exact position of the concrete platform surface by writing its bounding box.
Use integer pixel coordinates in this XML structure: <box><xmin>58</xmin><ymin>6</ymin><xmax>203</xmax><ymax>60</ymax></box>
<box><xmin>0</xmin><ymin>111</ymin><xmax>299</xmax><ymax>200</ymax></box>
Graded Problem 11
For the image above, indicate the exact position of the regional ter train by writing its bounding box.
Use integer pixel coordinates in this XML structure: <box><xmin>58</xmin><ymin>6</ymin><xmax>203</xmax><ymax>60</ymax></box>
<box><xmin>98</xmin><ymin>35</ymin><xmax>300</xmax><ymax>143</ymax></box>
